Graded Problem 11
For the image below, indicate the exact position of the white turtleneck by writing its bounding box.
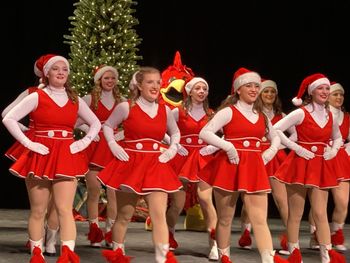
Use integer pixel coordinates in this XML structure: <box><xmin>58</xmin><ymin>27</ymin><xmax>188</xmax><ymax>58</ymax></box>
<box><xmin>103</xmin><ymin>97</ymin><xmax>180</xmax><ymax>146</ymax></box>
<box><xmin>83</xmin><ymin>90</ymin><xmax>117</xmax><ymax>110</ymax></box>
<box><xmin>3</xmin><ymin>85</ymin><xmax>101</xmax><ymax>148</ymax></box>
<box><xmin>172</xmin><ymin>102</ymin><xmax>206</xmax><ymax>122</ymax></box>
<box><xmin>329</xmin><ymin>105</ymin><xmax>344</xmax><ymax>126</ymax></box>
<box><xmin>43</xmin><ymin>86</ymin><xmax>68</xmax><ymax>107</ymax></box>
<box><xmin>262</xmin><ymin>106</ymin><xmax>274</xmax><ymax>121</ymax></box>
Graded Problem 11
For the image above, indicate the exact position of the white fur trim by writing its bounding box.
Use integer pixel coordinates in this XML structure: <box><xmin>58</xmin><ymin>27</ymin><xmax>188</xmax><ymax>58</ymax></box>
<box><xmin>233</xmin><ymin>72</ymin><xmax>261</xmax><ymax>92</ymax></box>
<box><xmin>292</xmin><ymin>97</ymin><xmax>302</xmax><ymax>106</ymax></box>
<box><xmin>184</xmin><ymin>77</ymin><xmax>209</xmax><ymax>95</ymax></box>
<box><xmin>308</xmin><ymin>77</ymin><xmax>330</xmax><ymax>95</ymax></box>
<box><xmin>330</xmin><ymin>83</ymin><xmax>344</xmax><ymax>94</ymax></box>
<box><xmin>94</xmin><ymin>66</ymin><xmax>118</xmax><ymax>83</ymax></box>
<box><xmin>43</xmin><ymin>56</ymin><xmax>70</xmax><ymax>76</ymax></box>
<box><xmin>260</xmin><ymin>80</ymin><xmax>277</xmax><ymax>93</ymax></box>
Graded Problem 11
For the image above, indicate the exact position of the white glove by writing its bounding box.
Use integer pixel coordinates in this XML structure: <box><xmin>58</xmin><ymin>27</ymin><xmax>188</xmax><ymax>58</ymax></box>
<box><xmin>159</xmin><ymin>146</ymin><xmax>177</xmax><ymax>163</ymax></box>
<box><xmin>114</xmin><ymin>130</ymin><xmax>124</xmax><ymax>142</ymax></box>
<box><xmin>262</xmin><ymin>148</ymin><xmax>277</xmax><ymax>165</ymax></box>
<box><xmin>294</xmin><ymin>145</ymin><xmax>315</xmax><ymax>160</ymax></box>
<box><xmin>70</xmin><ymin>136</ymin><xmax>92</xmax><ymax>154</ymax></box>
<box><xmin>108</xmin><ymin>141</ymin><xmax>129</xmax><ymax>161</ymax></box>
<box><xmin>226</xmin><ymin>145</ymin><xmax>239</xmax><ymax>164</ymax></box>
<box><xmin>22</xmin><ymin>138</ymin><xmax>49</xmax><ymax>155</ymax></box>
<box><xmin>323</xmin><ymin>148</ymin><xmax>337</xmax><ymax>160</ymax></box>
<box><xmin>199</xmin><ymin>145</ymin><xmax>219</xmax><ymax>156</ymax></box>
<box><xmin>92</xmin><ymin>133</ymin><xmax>100</xmax><ymax>142</ymax></box>
<box><xmin>18</xmin><ymin>123</ymin><xmax>29</xmax><ymax>132</ymax></box>
<box><xmin>177</xmin><ymin>144</ymin><xmax>189</xmax><ymax>156</ymax></box>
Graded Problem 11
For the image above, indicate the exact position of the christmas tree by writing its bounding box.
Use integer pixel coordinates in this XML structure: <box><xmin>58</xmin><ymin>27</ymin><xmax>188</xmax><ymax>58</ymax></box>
<box><xmin>64</xmin><ymin>0</ymin><xmax>142</xmax><ymax>96</ymax></box>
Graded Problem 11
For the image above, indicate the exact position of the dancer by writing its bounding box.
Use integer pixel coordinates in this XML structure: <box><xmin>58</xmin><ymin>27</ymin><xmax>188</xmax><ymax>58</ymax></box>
<box><xmin>80</xmin><ymin>65</ymin><xmax>125</xmax><ymax>248</ymax></box>
<box><xmin>198</xmin><ymin>67</ymin><xmax>298</xmax><ymax>263</ymax></box>
<box><xmin>2</xmin><ymin>54</ymin><xmax>101</xmax><ymax>262</ymax></box>
<box><xmin>307</xmin><ymin>81</ymin><xmax>350</xmax><ymax>252</ymax></box>
<box><xmin>2</xmin><ymin>55</ymin><xmax>60</xmax><ymax>257</ymax></box>
<box><xmin>166</xmin><ymin>77</ymin><xmax>219</xmax><ymax>260</ymax></box>
<box><xmin>98</xmin><ymin>67</ymin><xmax>182</xmax><ymax>263</ymax></box>
<box><xmin>238</xmin><ymin>79</ymin><xmax>290</xmax><ymax>254</ymax></box>
<box><xmin>272</xmin><ymin>73</ymin><xmax>346</xmax><ymax>262</ymax></box>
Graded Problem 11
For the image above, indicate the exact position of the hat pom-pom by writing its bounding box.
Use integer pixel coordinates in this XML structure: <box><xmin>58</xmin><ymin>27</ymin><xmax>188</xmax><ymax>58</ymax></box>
<box><xmin>292</xmin><ymin>97</ymin><xmax>302</xmax><ymax>106</ymax></box>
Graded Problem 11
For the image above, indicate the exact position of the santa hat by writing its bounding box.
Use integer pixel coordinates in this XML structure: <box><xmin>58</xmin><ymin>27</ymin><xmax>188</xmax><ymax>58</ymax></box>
<box><xmin>260</xmin><ymin>79</ymin><xmax>278</xmax><ymax>94</ymax></box>
<box><xmin>292</xmin><ymin>73</ymin><xmax>330</xmax><ymax>106</ymax></box>
<box><xmin>184</xmin><ymin>77</ymin><xmax>209</xmax><ymax>95</ymax></box>
<box><xmin>35</xmin><ymin>54</ymin><xmax>70</xmax><ymax>77</ymax></box>
<box><xmin>93</xmin><ymin>65</ymin><xmax>118</xmax><ymax>83</ymax></box>
<box><xmin>129</xmin><ymin>70</ymin><xmax>139</xmax><ymax>91</ymax></box>
<box><xmin>231</xmin><ymin>67</ymin><xmax>261</xmax><ymax>94</ymax></box>
<box><xmin>330</xmin><ymin>81</ymin><xmax>344</xmax><ymax>94</ymax></box>
<box><xmin>33</xmin><ymin>57</ymin><xmax>44</xmax><ymax>78</ymax></box>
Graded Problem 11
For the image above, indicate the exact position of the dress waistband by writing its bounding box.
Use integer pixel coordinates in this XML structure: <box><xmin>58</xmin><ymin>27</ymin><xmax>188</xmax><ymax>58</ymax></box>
<box><xmin>180</xmin><ymin>134</ymin><xmax>207</xmax><ymax>147</ymax></box>
<box><xmin>297</xmin><ymin>141</ymin><xmax>329</xmax><ymax>156</ymax></box>
<box><xmin>35</xmin><ymin>130</ymin><xmax>73</xmax><ymax>139</ymax></box>
<box><xmin>123</xmin><ymin>138</ymin><xmax>168</xmax><ymax>153</ymax></box>
<box><xmin>226</xmin><ymin>137</ymin><xmax>262</xmax><ymax>152</ymax></box>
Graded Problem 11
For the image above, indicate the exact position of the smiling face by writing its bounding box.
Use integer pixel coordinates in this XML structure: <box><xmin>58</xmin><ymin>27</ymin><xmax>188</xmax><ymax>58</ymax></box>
<box><xmin>189</xmin><ymin>81</ymin><xmax>209</xmax><ymax>104</ymax></box>
<box><xmin>100</xmin><ymin>70</ymin><xmax>117</xmax><ymax>91</ymax></box>
<box><xmin>236</xmin><ymin>82</ymin><xmax>261</xmax><ymax>104</ymax></box>
<box><xmin>311</xmin><ymin>84</ymin><xmax>330</xmax><ymax>105</ymax></box>
<box><xmin>139</xmin><ymin>72</ymin><xmax>162</xmax><ymax>102</ymax></box>
<box><xmin>260</xmin><ymin>87</ymin><xmax>277</xmax><ymax>107</ymax></box>
<box><xmin>46</xmin><ymin>61</ymin><xmax>69</xmax><ymax>88</ymax></box>
<box><xmin>328</xmin><ymin>90</ymin><xmax>344</xmax><ymax>109</ymax></box>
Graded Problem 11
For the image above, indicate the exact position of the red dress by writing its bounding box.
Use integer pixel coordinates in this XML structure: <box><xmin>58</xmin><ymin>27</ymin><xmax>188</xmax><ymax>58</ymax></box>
<box><xmin>5</xmin><ymin>86</ymin><xmax>38</xmax><ymax>161</ymax></box>
<box><xmin>97</xmin><ymin>102</ymin><xmax>182</xmax><ymax>195</ymax></box>
<box><xmin>261</xmin><ymin>114</ymin><xmax>288</xmax><ymax>177</ymax></box>
<box><xmin>9</xmin><ymin>89</ymin><xmax>89</xmax><ymax>180</ymax></box>
<box><xmin>273</xmin><ymin>107</ymin><xmax>340</xmax><ymax>189</ymax></box>
<box><xmin>170</xmin><ymin>108</ymin><xmax>214</xmax><ymax>182</ymax></box>
<box><xmin>85</xmin><ymin>99</ymin><xmax>117</xmax><ymax>168</ymax></box>
<box><xmin>199</xmin><ymin>106</ymin><xmax>271</xmax><ymax>193</ymax></box>
<box><xmin>331</xmin><ymin>112</ymin><xmax>350</xmax><ymax>181</ymax></box>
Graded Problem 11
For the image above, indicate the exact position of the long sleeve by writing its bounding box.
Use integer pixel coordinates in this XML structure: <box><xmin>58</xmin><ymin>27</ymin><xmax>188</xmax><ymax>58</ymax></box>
<box><xmin>199</xmin><ymin>107</ymin><xmax>233</xmax><ymax>151</ymax></box>
<box><xmin>166</xmin><ymin>106</ymin><xmax>180</xmax><ymax>148</ymax></box>
<box><xmin>2</xmin><ymin>92</ymin><xmax>39</xmax><ymax>145</ymax></box>
<box><xmin>77</xmin><ymin>97</ymin><xmax>101</xmax><ymax>141</ymax></box>
<box><xmin>2</xmin><ymin>89</ymin><xmax>30</xmax><ymax>118</ymax></box>
<box><xmin>103</xmin><ymin>101</ymin><xmax>129</xmax><ymax>144</ymax></box>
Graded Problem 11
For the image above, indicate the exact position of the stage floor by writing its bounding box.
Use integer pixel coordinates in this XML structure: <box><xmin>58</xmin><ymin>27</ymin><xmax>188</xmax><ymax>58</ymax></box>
<box><xmin>0</xmin><ymin>209</ymin><xmax>348</xmax><ymax>262</ymax></box>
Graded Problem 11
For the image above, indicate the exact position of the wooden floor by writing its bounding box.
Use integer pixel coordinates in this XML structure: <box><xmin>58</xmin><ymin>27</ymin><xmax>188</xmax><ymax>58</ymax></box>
<box><xmin>0</xmin><ymin>209</ymin><xmax>348</xmax><ymax>262</ymax></box>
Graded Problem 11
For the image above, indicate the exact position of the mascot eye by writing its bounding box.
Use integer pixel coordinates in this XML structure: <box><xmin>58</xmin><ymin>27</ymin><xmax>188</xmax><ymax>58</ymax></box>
<box><xmin>168</xmin><ymin>76</ymin><xmax>177</xmax><ymax>83</ymax></box>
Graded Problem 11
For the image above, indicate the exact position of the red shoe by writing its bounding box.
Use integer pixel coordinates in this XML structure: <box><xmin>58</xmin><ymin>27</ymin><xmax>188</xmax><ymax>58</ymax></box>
<box><xmin>274</xmin><ymin>248</ymin><xmax>302</xmax><ymax>263</ymax></box>
<box><xmin>104</xmin><ymin>231</ymin><xmax>113</xmax><ymax>248</ymax></box>
<box><xmin>331</xmin><ymin>229</ymin><xmax>347</xmax><ymax>251</ymax></box>
<box><xmin>102</xmin><ymin>248</ymin><xmax>132</xmax><ymax>262</ymax></box>
<box><xmin>87</xmin><ymin>222</ymin><xmax>104</xmax><ymax>247</ymax></box>
<box><xmin>329</xmin><ymin>249</ymin><xmax>346</xmax><ymax>263</ymax></box>
<box><xmin>278</xmin><ymin>232</ymin><xmax>290</xmax><ymax>255</ymax></box>
<box><xmin>221</xmin><ymin>255</ymin><xmax>232</xmax><ymax>263</ymax></box>
<box><xmin>145</xmin><ymin>216</ymin><xmax>152</xmax><ymax>231</ymax></box>
<box><xmin>29</xmin><ymin>247</ymin><xmax>45</xmax><ymax>263</ymax></box>
<box><xmin>238</xmin><ymin>229</ymin><xmax>252</xmax><ymax>249</ymax></box>
<box><xmin>56</xmin><ymin>245</ymin><xmax>80</xmax><ymax>263</ymax></box>
<box><xmin>169</xmin><ymin>232</ymin><xmax>178</xmax><ymax>251</ymax></box>
<box><xmin>165</xmin><ymin>251</ymin><xmax>178</xmax><ymax>262</ymax></box>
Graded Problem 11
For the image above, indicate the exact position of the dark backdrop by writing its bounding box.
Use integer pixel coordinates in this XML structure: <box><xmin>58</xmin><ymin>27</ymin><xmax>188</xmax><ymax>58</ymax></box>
<box><xmin>1</xmin><ymin>1</ymin><xmax>349</xmax><ymax>221</ymax></box>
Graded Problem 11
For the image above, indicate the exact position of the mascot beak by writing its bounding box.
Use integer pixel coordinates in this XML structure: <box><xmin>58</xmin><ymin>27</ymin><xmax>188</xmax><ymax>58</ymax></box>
<box><xmin>160</xmin><ymin>79</ymin><xmax>185</xmax><ymax>107</ymax></box>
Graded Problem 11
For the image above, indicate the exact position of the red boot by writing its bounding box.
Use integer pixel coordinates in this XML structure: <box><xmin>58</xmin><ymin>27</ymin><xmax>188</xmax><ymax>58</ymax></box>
<box><xmin>329</xmin><ymin>249</ymin><xmax>346</xmax><ymax>263</ymax></box>
<box><xmin>29</xmin><ymin>247</ymin><xmax>45</xmax><ymax>263</ymax></box>
<box><xmin>274</xmin><ymin>248</ymin><xmax>302</xmax><ymax>263</ymax></box>
<box><xmin>331</xmin><ymin>229</ymin><xmax>347</xmax><ymax>251</ymax></box>
<box><xmin>165</xmin><ymin>251</ymin><xmax>178</xmax><ymax>263</ymax></box>
<box><xmin>87</xmin><ymin>222</ymin><xmax>104</xmax><ymax>247</ymax></box>
<box><xmin>102</xmin><ymin>248</ymin><xmax>132</xmax><ymax>262</ymax></box>
<box><xmin>221</xmin><ymin>255</ymin><xmax>233</xmax><ymax>263</ymax></box>
<box><xmin>56</xmin><ymin>245</ymin><xmax>80</xmax><ymax>263</ymax></box>
<box><xmin>169</xmin><ymin>232</ymin><xmax>178</xmax><ymax>250</ymax></box>
<box><xmin>238</xmin><ymin>229</ymin><xmax>252</xmax><ymax>249</ymax></box>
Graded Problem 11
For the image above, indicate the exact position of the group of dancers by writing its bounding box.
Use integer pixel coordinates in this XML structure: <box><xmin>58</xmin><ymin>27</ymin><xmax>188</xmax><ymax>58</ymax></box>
<box><xmin>2</xmin><ymin>53</ymin><xmax>348</xmax><ymax>263</ymax></box>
